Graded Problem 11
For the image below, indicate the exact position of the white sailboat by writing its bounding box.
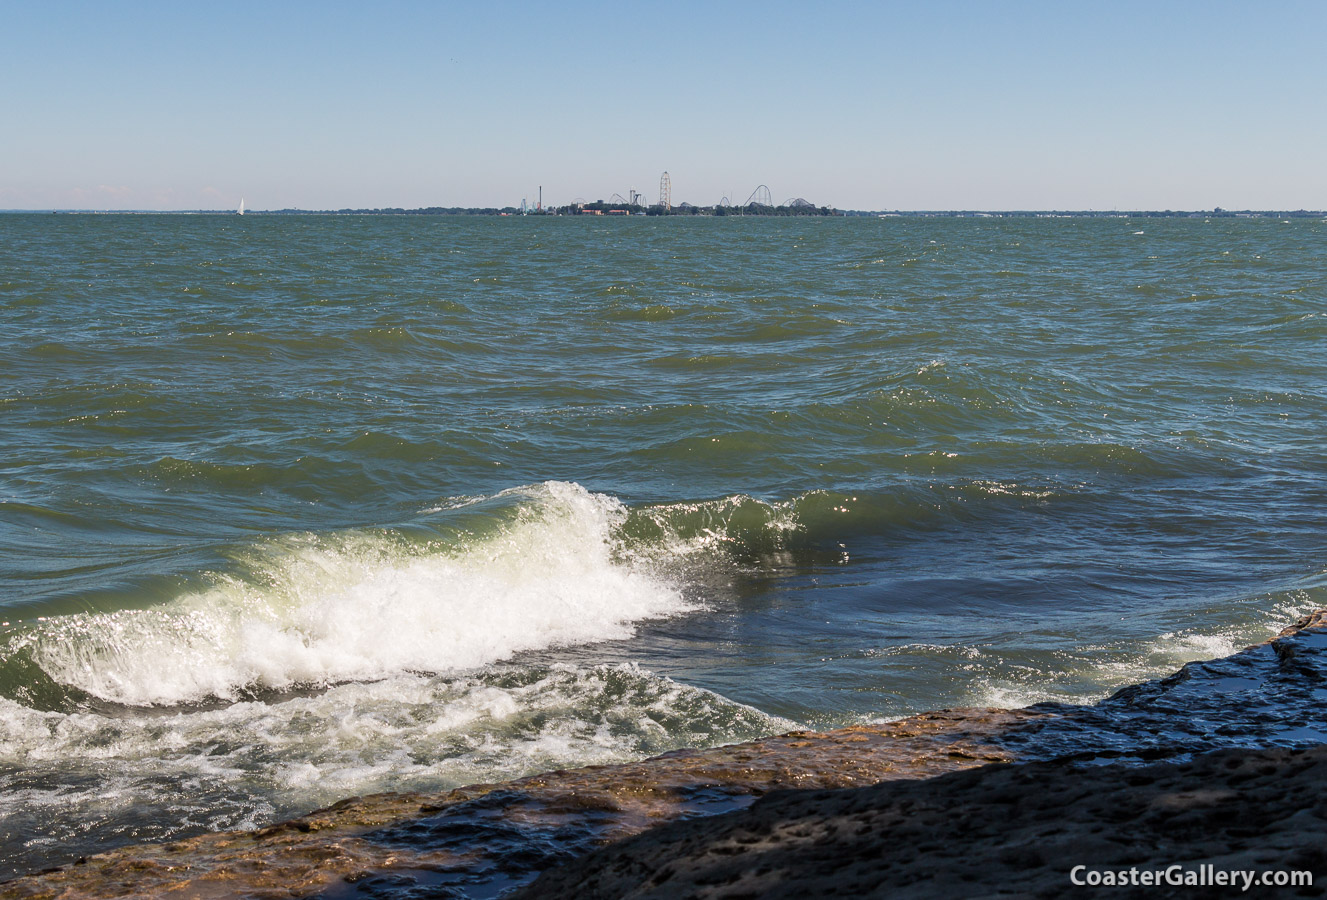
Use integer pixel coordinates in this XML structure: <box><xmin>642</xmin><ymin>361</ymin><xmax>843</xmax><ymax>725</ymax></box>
<box><xmin>238</xmin><ymin>198</ymin><xmax>245</xmax><ymax>216</ymax></box>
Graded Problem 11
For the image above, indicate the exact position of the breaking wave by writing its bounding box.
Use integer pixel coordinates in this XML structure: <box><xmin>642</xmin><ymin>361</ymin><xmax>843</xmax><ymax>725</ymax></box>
<box><xmin>2</xmin><ymin>482</ymin><xmax>687</xmax><ymax>707</ymax></box>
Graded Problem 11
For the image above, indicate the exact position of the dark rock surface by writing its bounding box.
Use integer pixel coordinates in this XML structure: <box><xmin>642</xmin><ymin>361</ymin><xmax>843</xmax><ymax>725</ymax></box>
<box><xmin>518</xmin><ymin>745</ymin><xmax>1327</xmax><ymax>899</ymax></box>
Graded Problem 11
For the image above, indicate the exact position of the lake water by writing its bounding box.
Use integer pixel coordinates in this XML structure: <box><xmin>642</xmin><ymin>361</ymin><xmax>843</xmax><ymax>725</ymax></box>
<box><xmin>2</xmin><ymin>213</ymin><xmax>1324</xmax><ymax>876</ymax></box>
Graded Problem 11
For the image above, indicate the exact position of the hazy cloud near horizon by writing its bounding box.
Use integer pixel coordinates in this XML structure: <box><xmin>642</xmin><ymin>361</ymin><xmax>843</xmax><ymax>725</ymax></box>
<box><xmin>2</xmin><ymin>1</ymin><xmax>1324</xmax><ymax>211</ymax></box>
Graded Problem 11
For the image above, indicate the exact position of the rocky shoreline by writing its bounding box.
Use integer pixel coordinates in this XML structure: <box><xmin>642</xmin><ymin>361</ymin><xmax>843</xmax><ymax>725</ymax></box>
<box><xmin>4</xmin><ymin>610</ymin><xmax>1325</xmax><ymax>899</ymax></box>
<box><xmin>522</xmin><ymin>744</ymin><xmax>1327</xmax><ymax>899</ymax></box>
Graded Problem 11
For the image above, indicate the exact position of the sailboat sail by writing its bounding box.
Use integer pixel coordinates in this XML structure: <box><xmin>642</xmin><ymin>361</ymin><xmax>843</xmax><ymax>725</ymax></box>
<box><xmin>238</xmin><ymin>198</ymin><xmax>245</xmax><ymax>216</ymax></box>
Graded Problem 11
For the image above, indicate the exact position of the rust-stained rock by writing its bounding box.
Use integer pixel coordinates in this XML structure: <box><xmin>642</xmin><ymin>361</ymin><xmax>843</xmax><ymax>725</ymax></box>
<box><xmin>1275</xmin><ymin>607</ymin><xmax>1327</xmax><ymax>640</ymax></box>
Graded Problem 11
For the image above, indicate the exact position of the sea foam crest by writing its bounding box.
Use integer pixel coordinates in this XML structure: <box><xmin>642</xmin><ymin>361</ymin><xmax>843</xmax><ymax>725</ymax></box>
<box><xmin>20</xmin><ymin>482</ymin><xmax>689</xmax><ymax>706</ymax></box>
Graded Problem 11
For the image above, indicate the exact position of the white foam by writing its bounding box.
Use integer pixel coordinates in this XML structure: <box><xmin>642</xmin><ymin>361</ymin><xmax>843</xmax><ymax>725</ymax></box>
<box><xmin>0</xmin><ymin>663</ymin><xmax>790</xmax><ymax>855</ymax></box>
<box><xmin>18</xmin><ymin>482</ymin><xmax>691</xmax><ymax>706</ymax></box>
<box><xmin>957</xmin><ymin>594</ymin><xmax>1322</xmax><ymax>711</ymax></box>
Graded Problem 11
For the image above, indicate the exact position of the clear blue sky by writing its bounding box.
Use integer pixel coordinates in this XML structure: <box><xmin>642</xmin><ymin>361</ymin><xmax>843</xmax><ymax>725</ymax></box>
<box><xmin>2</xmin><ymin>1</ymin><xmax>1323</xmax><ymax>210</ymax></box>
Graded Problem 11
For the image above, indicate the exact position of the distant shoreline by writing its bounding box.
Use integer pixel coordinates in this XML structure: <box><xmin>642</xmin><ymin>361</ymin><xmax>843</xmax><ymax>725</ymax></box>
<box><xmin>3</xmin><ymin>208</ymin><xmax>1325</xmax><ymax>218</ymax></box>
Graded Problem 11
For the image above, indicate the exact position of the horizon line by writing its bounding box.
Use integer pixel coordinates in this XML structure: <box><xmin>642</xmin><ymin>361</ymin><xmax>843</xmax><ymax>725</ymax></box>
<box><xmin>4</xmin><ymin>207</ymin><xmax>1326</xmax><ymax>216</ymax></box>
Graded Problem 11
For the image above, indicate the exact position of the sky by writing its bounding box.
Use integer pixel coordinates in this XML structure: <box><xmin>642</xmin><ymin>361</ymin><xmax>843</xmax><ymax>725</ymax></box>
<box><xmin>2</xmin><ymin>1</ymin><xmax>1324</xmax><ymax>211</ymax></box>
